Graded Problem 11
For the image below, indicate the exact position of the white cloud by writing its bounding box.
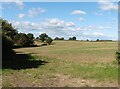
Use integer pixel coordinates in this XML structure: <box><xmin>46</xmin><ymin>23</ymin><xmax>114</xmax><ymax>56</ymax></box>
<box><xmin>2</xmin><ymin>0</ymin><xmax>24</xmax><ymax>9</ymax></box>
<box><xmin>17</xmin><ymin>7</ymin><xmax>46</xmax><ymax>19</ymax></box>
<box><xmin>48</xmin><ymin>18</ymin><xmax>64</xmax><ymax>26</ymax></box>
<box><xmin>79</xmin><ymin>17</ymin><xmax>85</xmax><ymax>22</ymax></box>
<box><xmin>76</xmin><ymin>27</ymin><xmax>83</xmax><ymax>31</ymax></box>
<box><xmin>85</xmin><ymin>25</ymin><xmax>111</xmax><ymax>30</ymax></box>
<box><xmin>15</xmin><ymin>0</ymin><xmax>24</xmax><ymax>9</ymax></box>
<box><xmin>65</xmin><ymin>22</ymin><xmax>75</xmax><ymax>27</ymax></box>
<box><xmin>15</xmin><ymin>0</ymin><xmax>24</xmax><ymax>6</ymax></box>
<box><xmin>29</xmin><ymin>8</ymin><xmax>46</xmax><ymax>17</ymax></box>
<box><xmin>98</xmin><ymin>0</ymin><xmax>118</xmax><ymax>11</ymax></box>
<box><xmin>83</xmin><ymin>32</ymin><xmax>105</xmax><ymax>38</ymax></box>
<box><xmin>93</xmin><ymin>32</ymin><xmax>105</xmax><ymax>37</ymax></box>
<box><xmin>11</xmin><ymin>18</ymin><xmax>114</xmax><ymax>40</ymax></box>
<box><xmin>71</xmin><ymin>10</ymin><xmax>86</xmax><ymax>15</ymax></box>
<box><xmin>11</xmin><ymin>19</ymin><xmax>79</xmax><ymax>38</ymax></box>
<box><xmin>46</xmin><ymin>18</ymin><xmax>75</xmax><ymax>27</ymax></box>
<box><xmin>18</xmin><ymin>13</ymin><xmax>25</xmax><ymax>18</ymax></box>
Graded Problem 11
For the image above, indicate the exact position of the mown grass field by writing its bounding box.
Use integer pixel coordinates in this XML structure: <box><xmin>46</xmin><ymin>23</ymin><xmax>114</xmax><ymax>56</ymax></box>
<box><xmin>2</xmin><ymin>41</ymin><xmax>118</xmax><ymax>87</ymax></box>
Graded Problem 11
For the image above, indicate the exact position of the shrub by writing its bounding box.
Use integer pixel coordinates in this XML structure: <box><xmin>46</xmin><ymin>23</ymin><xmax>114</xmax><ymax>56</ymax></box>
<box><xmin>86</xmin><ymin>39</ymin><xmax>89</xmax><ymax>41</ymax></box>
<box><xmin>14</xmin><ymin>33</ymin><xmax>34</xmax><ymax>47</ymax></box>
<box><xmin>2</xmin><ymin>34</ymin><xmax>15</xmax><ymax>60</ymax></box>
<box><xmin>69</xmin><ymin>36</ymin><xmax>76</xmax><ymax>40</ymax></box>
<box><xmin>116</xmin><ymin>51</ymin><xmax>120</xmax><ymax>63</ymax></box>
<box><xmin>45</xmin><ymin>37</ymin><xmax>53</xmax><ymax>45</ymax></box>
<box><xmin>96</xmin><ymin>39</ymin><xmax>100</xmax><ymax>41</ymax></box>
<box><xmin>39</xmin><ymin>33</ymin><xmax>48</xmax><ymax>42</ymax></box>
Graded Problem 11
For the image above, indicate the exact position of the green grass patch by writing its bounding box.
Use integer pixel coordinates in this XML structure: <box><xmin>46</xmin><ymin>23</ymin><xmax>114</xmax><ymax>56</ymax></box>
<box><xmin>2</xmin><ymin>41</ymin><xmax>118</xmax><ymax>87</ymax></box>
<box><xmin>2</xmin><ymin>55</ymin><xmax>118</xmax><ymax>87</ymax></box>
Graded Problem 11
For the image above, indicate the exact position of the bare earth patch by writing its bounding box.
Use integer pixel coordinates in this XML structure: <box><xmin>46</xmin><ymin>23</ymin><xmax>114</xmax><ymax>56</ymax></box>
<box><xmin>2</xmin><ymin>73</ymin><xmax>118</xmax><ymax>87</ymax></box>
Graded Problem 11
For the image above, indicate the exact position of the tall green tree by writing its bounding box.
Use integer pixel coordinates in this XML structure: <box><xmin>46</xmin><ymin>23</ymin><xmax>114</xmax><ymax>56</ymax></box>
<box><xmin>27</xmin><ymin>33</ymin><xmax>34</xmax><ymax>45</ymax></box>
<box><xmin>73</xmin><ymin>36</ymin><xmax>76</xmax><ymax>40</ymax></box>
<box><xmin>69</xmin><ymin>36</ymin><xmax>76</xmax><ymax>40</ymax></box>
<box><xmin>39</xmin><ymin>33</ymin><xmax>48</xmax><ymax>42</ymax></box>
<box><xmin>1</xmin><ymin>19</ymin><xmax>18</xmax><ymax>40</ymax></box>
<box><xmin>96</xmin><ymin>39</ymin><xmax>100</xmax><ymax>41</ymax></box>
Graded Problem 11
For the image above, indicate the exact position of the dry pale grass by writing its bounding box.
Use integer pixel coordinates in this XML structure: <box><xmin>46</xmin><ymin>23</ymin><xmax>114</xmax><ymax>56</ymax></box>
<box><xmin>3</xmin><ymin>41</ymin><xmax>118</xmax><ymax>87</ymax></box>
<box><xmin>14</xmin><ymin>41</ymin><xmax>117</xmax><ymax>63</ymax></box>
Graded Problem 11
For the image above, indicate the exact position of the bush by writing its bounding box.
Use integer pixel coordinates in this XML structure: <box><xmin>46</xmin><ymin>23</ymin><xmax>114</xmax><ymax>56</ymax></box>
<box><xmin>39</xmin><ymin>33</ymin><xmax>48</xmax><ymax>42</ymax></box>
<box><xmin>14</xmin><ymin>33</ymin><xmax>34</xmax><ymax>47</ymax></box>
<box><xmin>69</xmin><ymin>36</ymin><xmax>76</xmax><ymax>40</ymax></box>
<box><xmin>45</xmin><ymin>37</ymin><xmax>53</xmax><ymax>45</ymax></box>
<box><xmin>54</xmin><ymin>37</ymin><xmax>64</xmax><ymax>40</ymax></box>
<box><xmin>116</xmin><ymin>51</ymin><xmax>120</xmax><ymax>63</ymax></box>
<box><xmin>2</xmin><ymin>34</ymin><xmax>15</xmax><ymax>60</ymax></box>
<box><xmin>96</xmin><ymin>39</ymin><xmax>100</xmax><ymax>41</ymax></box>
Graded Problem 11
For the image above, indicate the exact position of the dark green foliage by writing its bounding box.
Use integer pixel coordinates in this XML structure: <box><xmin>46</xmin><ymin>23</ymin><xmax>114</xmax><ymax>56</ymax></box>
<box><xmin>100</xmin><ymin>40</ymin><xmax>112</xmax><ymax>42</ymax></box>
<box><xmin>54</xmin><ymin>37</ymin><xmax>59</xmax><ymax>40</ymax></box>
<box><xmin>116</xmin><ymin>51</ymin><xmax>120</xmax><ymax>63</ymax></box>
<box><xmin>69</xmin><ymin>37</ymin><xmax>72</xmax><ymax>40</ymax></box>
<box><xmin>96</xmin><ymin>39</ymin><xmax>100</xmax><ymax>41</ymax></box>
<box><xmin>61</xmin><ymin>37</ymin><xmax>64</xmax><ymax>40</ymax></box>
<box><xmin>15</xmin><ymin>33</ymin><xmax>34</xmax><ymax>47</ymax></box>
<box><xmin>69</xmin><ymin>36</ymin><xmax>76</xmax><ymax>40</ymax></box>
<box><xmin>39</xmin><ymin>33</ymin><xmax>48</xmax><ymax>42</ymax></box>
<box><xmin>2</xmin><ymin>34</ymin><xmax>13</xmax><ymax>50</ymax></box>
<box><xmin>27</xmin><ymin>33</ymin><xmax>34</xmax><ymax>45</ymax></box>
<box><xmin>54</xmin><ymin>37</ymin><xmax>64</xmax><ymax>40</ymax></box>
<box><xmin>17</xmin><ymin>33</ymin><xmax>29</xmax><ymax>47</ymax></box>
<box><xmin>45</xmin><ymin>37</ymin><xmax>53</xmax><ymax>45</ymax></box>
<box><xmin>14</xmin><ymin>33</ymin><xmax>34</xmax><ymax>47</ymax></box>
<box><xmin>36</xmin><ymin>37</ymin><xmax>39</xmax><ymax>40</ymax></box>
<box><xmin>1</xmin><ymin>19</ymin><xmax>35</xmax><ymax>48</ymax></box>
<box><xmin>72</xmin><ymin>36</ymin><xmax>76</xmax><ymax>40</ymax></box>
<box><xmin>1</xmin><ymin>19</ymin><xmax>15</xmax><ymax>61</ymax></box>
<box><xmin>38</xmin><ymin>33</ymin><xmax>53</xmax><ymax>45</ymax></box>
<box><xmin>86</xmin><ymin>39</ymin><xmax>89</xmax><ymax>41</ymax></box>
<box><xmin>1</xmin><ymin>19</ymin><xmax>18</xmax><ymax>40</ymax></box>
<box><xmin>2</xmin><ymin>34</ymin><xmax>15</xmax><ymax>60</ymax></box>
<box><xmin>27</xmin><ymin>33</ymin><xmax>34</xmax><ymax>40</ymax></box>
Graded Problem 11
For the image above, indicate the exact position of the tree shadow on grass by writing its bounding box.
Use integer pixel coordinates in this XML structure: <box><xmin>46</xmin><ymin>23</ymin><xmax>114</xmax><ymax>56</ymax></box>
<box><xmin>2</xmin><ymin>52</ymin><xmax>49</xmax><ymax>70</ymax></box>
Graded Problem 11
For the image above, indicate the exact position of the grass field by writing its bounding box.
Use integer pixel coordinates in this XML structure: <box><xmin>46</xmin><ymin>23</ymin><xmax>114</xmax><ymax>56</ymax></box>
<box><xmin>2</xmin><ymin>41</ymin><xmax>118</xmax><ymax>87</ymax></box>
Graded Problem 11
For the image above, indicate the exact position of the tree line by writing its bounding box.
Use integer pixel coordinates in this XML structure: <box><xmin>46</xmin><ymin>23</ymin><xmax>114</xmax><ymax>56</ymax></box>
<box><xmin>1</xmin><ymin>19</ymin><xmax>119</xmax><ymax>63</ymax></box>
<box><xmin>1</xmin><ymin>19</ymin><xmax>53</xmax><ymax>47</ymax></box>
<box><xmin>1</xmin><ymin>19</ymin><xmax>53</xmax><ymax>60</ymax></box>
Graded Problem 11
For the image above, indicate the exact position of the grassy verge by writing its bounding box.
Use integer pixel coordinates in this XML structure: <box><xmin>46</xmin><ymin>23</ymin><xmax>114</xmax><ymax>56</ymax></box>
<box><xmin>2</xmin><ymin>54</ymin><xmax>118</xmax><ymax>87</ymax></box>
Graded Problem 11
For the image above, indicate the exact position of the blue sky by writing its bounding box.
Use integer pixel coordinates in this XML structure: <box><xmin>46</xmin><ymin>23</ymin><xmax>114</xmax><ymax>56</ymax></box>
<box><xmin>1</xmin><ymin>1</ymin><xmax>118</xmax><ymax>40</ymax></box>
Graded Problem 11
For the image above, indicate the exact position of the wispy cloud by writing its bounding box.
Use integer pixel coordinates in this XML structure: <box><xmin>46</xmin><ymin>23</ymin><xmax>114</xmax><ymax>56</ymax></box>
<box><xmin>86</xmin><ymin>25</ymin><xmax>111</xmax><ymax>30</ymax></box>
<box><xmin>15</xmin><ymin>0</ymin><xmax>24</xmax><ymax>9</ymax></box>
<box><xmin>98</xmin><ymin>0</ymin><xmax>118</xmax><ymax>11</ymax></box>
<box><xmin>17</xmin><ymin>7</ymin><xmax>46</xmax><ymax>18</ymax></box>
<box><xmin>10</xmin><ymin>18</ymin><xmax>113</xmax><ymax>40</ymax></box>
<box><xmin>65</xmin><ymin>22</ymin><xmax>75</xmax><ymax>27</ymax></box>
<box><xmin>84</xmin><ymin>32</ymin><xmax>105</xmax><ymax>37</ymax></box>
<box><xmin>2</xmin><ymin>0</ymin><xmax>24</xmax><ymax>9</ymax></box>
<box><xmin>71</xmin><ymin>10</ymin><xmax>86</xmax><ymax>15</ymax></box>
<box><xmin>18</xmin><ymin>13</ymin><xmax>25</xmax><ymax>19</ymax></box>
<box><xmin>28</xmin><ymin>8</ymin><xmax>46</xmax><ymax>17</ymax></box>
<box><xmin>79</xmin><ymin>17</ymin><xmax>85</xmax><ymax>22</ymax></box>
